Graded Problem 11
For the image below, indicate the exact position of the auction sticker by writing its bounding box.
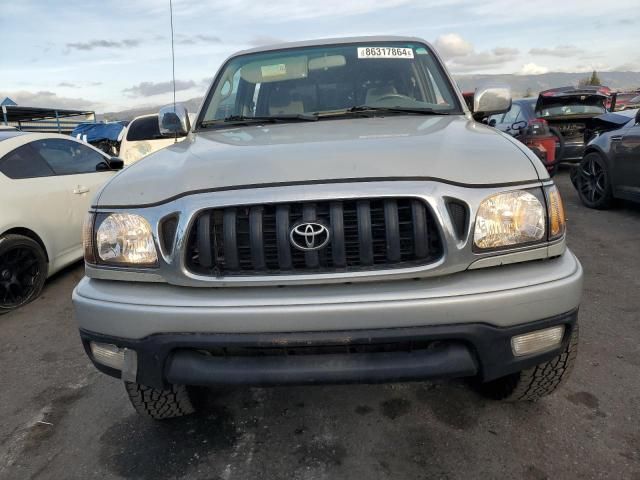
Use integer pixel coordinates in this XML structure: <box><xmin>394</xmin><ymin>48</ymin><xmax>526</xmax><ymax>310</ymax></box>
<box><xmin>357</xmin><ymin>47</ymin><xmax>414</xmax><ymax>59</ymax></box>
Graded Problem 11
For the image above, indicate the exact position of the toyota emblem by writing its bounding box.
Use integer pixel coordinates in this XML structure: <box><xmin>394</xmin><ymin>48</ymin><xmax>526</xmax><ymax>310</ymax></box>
<box><xmin>289</xmin><ymin>221</ymin><xmax>331</xmax><ymax>251</ymax></box>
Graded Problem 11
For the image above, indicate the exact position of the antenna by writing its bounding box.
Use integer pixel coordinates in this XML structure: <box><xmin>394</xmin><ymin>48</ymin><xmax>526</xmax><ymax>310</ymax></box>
<box><xmin>169</xmin><ymin>0</ymin><xmax>177</xmax><ymax>141</ymax></box>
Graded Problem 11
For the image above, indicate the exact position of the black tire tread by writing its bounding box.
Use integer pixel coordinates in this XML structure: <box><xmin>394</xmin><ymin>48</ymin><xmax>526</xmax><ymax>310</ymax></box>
<box><xmin>124</xmin><ymin>382</ymin><xmax>195</xmax><ymax>419</ymax></box>
<box><xmin>479</xmin><ymin>324</ymin><xmax>579</xmax><ymax>402</ymax></box>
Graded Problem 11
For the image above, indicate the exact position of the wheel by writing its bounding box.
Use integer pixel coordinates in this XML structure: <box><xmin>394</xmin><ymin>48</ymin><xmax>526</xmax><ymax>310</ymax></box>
<box><xmin>576</xmin><ymin>152</ymin><xmax>613</xmax><ymax>209</ymax></box>
<box><xmin>125</xmin><ymin>382</ymin><xmax>197</xmax><ymax>420</ymax></box>
<box><xmin>0</xmin><ymin>234</ymin><xmax>48</xmax><ymax>315</ymax></box>
<box><xmin>477</xmin><ymin>324</ymin><xmax>579</xmax><ymax>402</ymax></box>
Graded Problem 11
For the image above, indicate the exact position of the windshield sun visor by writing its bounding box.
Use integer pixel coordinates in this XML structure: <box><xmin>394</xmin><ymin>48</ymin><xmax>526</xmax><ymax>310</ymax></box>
<box><xmin>240</xmin><ymin>56</ymin><xmax>309</xmax><ymax>84</ymax></box>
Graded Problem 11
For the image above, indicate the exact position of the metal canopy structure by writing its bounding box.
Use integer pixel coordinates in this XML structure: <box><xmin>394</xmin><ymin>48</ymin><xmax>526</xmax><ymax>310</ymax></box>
<box><xmin>1</xmin><ymin>105</ymin><xmax>96</xmax><ymax>134</ymax></box>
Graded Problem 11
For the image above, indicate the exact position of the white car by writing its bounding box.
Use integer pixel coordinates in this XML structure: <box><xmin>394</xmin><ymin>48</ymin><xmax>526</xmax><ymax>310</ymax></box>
<box><xmin>118</xmin><ymin>114</ymin><xmax>181</xmax><ymax>165</ymax></box>
<box><xmin>0</xmin><ymin>131</ymin><xmax>123</xmax><ymax>313</ymax></box>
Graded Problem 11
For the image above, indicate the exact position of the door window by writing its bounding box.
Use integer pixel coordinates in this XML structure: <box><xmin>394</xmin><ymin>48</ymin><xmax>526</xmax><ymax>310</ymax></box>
<box><xmin>487</xmin><ymin>113</ymin><xmax>504</xmax><ymax>125</ymax></box>
<box><xmin>0</xmin><ymin>144</ymin><xmax>55</xmax><ymax>179</ymax></box>
<box><xmin>126</xmin><ymin>116</ymin><xmax>162</xmax><ymax>141</ymax></box>
<box><xmin>502</xmin><ymin>104</ymin><xmax>521</xmax><ymax>125</ymax></box>
<box><xmin>31</xmin><ymin>139</ymin><xmax>108</xmax><ymax>175</ymax></box>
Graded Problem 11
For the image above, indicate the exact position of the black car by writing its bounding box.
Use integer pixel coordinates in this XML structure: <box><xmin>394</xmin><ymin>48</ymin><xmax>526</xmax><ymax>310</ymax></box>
<box><xmin>572</xmin><ymin>108</ymin><xmax>640</xmax><ymax>208</ymax></box>
<box><xmin>489</xmin><ymin>87</ymin><xmax>610</xmax><ymax>164</ymax></box>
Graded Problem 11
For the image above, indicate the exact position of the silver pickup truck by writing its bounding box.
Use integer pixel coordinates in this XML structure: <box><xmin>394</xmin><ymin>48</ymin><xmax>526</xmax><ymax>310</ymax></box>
<box><xmin>73</xmin><ymin>36</ymin><xmax>583</xmax><ymax>419</ymax></box>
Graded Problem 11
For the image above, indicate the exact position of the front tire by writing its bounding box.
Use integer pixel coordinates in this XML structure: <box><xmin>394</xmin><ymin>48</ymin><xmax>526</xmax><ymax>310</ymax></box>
<box><xmin>0</xmin><ymin>234</ymin><xmax>48</xmax><ymax>315</ymax></box>
<box><xmin>477</xmin><ymin>324</ymin><xmax>579</xmax><ymax>401</ymax></box>
<box><xmin>125</xmin><ymin>382</ymin><xmax>197</xmax><ymax>420</ymax></box>
<box><xmin>576</xmin><ymin>153</ymin><xmax>613</xmax><ymax>209</ymax></box>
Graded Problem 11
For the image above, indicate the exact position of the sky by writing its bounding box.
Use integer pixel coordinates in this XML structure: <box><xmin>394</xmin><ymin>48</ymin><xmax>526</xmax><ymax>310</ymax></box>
<box><xmin>1</xmin><ymin>0</ymin><xmax>639</xmax><ymax>113</ymax></box>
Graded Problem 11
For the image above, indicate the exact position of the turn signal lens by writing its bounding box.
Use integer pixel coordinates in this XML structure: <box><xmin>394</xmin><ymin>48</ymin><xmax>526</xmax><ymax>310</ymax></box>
<box><xmin>546</xmin><ymin>185</ymin><xmax>566</xmax><ymax>240</ymax></box>
<box><xmin>83</xmin><ymin>213</ymin><xmax>96</xmax><ymax>264</ymax></box>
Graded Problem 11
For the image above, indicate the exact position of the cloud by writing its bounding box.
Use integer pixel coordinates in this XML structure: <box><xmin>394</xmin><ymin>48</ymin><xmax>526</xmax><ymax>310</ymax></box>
<box><xmin>434</xmin><ymin>33</ymin><xmax>473</xmax><ymax>58</ymax></box>
<box><xmin>529</xmin><ymin>45</ymin><xmax>583</xmax><ymax>57</ymax></box>
<box><xmin>164</xmin><ymin>0</ymin><xmax>416</xmax><ymax>21</ymax></box>
<box><xmin>435</xmin><ymin>34</ymin><xmax>518</xmax><ymax>73</ymax></box>
<box><xmin>57</xmin><ymin>82</ymin><xmax>77</xmax><ymax>88</ymax></box>
<box><xmin>123</xmin><ymin>80</ymin><xmax>198</xmax><ymax>97</ymax></box>
<box><xmin>518</xmin><ymin>63</ymin><xmax>549</xmax><ymax>75</ymax></box>
<box><xmin>0</xmin><ymin>90</ymin><xmax>100</xmax><ymax>109</ymax></box>
<box><xmin>248</xmin><ymin>35</ymin><xmax>285</xmax><ymax>46</ymax></box>
<box><xmin>66</xmin><ymin>39</ymin><xmax>141</xmax><ymax>51</ymax></box>
<box><xmin>613</xmin><ymin>61</ymin><xmax>640</xmax><ymax>71</ymax></box>
<box><xmin>493</xmin><ymin>47</ymin><xmax>519</xmax><ymax>56</ymax></box>
<box><xmin>452</xmin><ymin>51</ymin><xmax>517</xmax><ymax>68</ymax></box>
<box><xmin>175</xmin><ymin>34</ymin><xmax>221</xmax><ymax>45</ymax></box>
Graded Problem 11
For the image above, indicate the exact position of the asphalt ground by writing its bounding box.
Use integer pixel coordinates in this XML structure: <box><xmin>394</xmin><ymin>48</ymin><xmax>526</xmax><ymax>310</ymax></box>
<box><xmin>1</xmin><ymin>170</ymin><xmax>639</xmax><ymax>480</ymax></box>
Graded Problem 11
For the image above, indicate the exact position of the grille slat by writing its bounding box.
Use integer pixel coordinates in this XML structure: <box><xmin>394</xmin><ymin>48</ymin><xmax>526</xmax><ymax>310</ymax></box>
<box><xmin>276</xmin><ymin>205</ymin><xmax>292</xmax><ymax>270</ymax></box>
<box><xmin>411</xmin><ymin>200</ymin><xmax>429</xmax><ymax>259</ymax></box>
<box><xmin>384</xmin><ymin>199</ymin><xmax>401</xmax><ymax>262</ymax></box>
<box><xmin>249</xmin><ymin>207</ymin><xmax>266</xmax><ymax>270</ymax></box>
<box><xmin>223</xmin><ymin>209</ymin><xmax>239</xmax><ymax>270</ymax></box>
<box><xmin>186</xmin><ymin>197</ymin><xmax>442</xmax><ymax>276</ymax></box>
<box><xmin>302</xmin><ymin>204</ymin><xmax>319</xmax><ymax>268</ymax></box>
<box><xmin>330</xmin><ymin>202</ymin><xmax>346</xmax><ymax>268</ymax></box>
<box><xmin>357</xmin><ymin>200</ymin><xmax>373</xmax><ymax>266</ymax></box>
<box><xmin>197</xmin><ymin>213</ymin><xmax>213</xmax><ymax>268</ymax></box>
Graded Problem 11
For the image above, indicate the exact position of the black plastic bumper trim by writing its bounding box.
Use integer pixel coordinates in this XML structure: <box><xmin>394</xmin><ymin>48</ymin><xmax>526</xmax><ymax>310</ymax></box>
<box><xmin>165</xmin><ymin>343</ymin><xmax>477</xmax><ymax>387</ymax></box>
<box><xmin>79</xmin><ymin>309</ymin><xmax>577</xmax><ymax>389</ymax></box>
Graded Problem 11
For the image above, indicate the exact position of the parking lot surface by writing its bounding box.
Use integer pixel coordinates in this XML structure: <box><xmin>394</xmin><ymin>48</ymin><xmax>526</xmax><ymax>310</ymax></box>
<box><xmin>1</xmin><ymin>171</ymin><xmax>639</xmax><ymax>480</ymax></box>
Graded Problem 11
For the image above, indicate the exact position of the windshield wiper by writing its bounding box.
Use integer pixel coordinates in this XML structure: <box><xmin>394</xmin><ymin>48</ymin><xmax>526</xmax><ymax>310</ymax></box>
<box><xmin>201</xmin><ymin>113</ymin><xmax>318</xmax><ymax>128</ymax></box>
<box><xmin>345</xmin><ymin>105</ymin><xmax>451</xmax><ymax>116</ymax></box>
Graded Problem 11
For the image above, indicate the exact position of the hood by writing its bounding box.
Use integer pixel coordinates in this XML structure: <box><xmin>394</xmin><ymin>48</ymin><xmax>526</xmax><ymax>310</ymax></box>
<box><xmin>96</xmin><ymin>115</ymin><xmax>542</xmax><ymax>207</ymax></box>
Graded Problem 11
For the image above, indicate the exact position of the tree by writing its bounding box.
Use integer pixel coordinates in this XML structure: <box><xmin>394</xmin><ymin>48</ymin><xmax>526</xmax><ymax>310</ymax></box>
<box><xmin>578</xmin><ymin>70</ymin><xmax>601</xmax><ymax>87</ymax></box>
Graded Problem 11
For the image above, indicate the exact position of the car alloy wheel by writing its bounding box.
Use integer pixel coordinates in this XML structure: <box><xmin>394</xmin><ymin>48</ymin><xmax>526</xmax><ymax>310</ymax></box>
<box><xmin>0</xmin><ymin>245</ymin><xmax>43</xmax><ymax>309</ymax></box>
<box><xmin>577</xmin><ymin>153</ymin><xmax>611</xmax><ymax>208</ymax></box>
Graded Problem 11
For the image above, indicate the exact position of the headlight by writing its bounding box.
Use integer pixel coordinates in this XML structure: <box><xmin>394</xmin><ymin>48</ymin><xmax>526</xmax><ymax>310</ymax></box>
<box><xmin>473</xmin><ymin>190</ymin><xmax>545</xmax><ymax>250</ymax></box>
<box><xmin>93</xmin><ymin>213</ymin><xmax>158</xmax><ymax>266</ymax></box>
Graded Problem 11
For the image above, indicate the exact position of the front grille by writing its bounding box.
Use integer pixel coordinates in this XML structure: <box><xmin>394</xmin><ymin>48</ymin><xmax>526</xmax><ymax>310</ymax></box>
<box><xmin>186</xmin><ymin>197</ymin><xmax>442</xmax><ymax>276</ymax></box>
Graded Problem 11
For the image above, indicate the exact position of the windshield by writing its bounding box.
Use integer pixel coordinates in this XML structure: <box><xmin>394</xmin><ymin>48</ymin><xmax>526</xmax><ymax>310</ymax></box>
<box><xmin>198</xmin><ymin>42</ymin><xmax>462</xmax><ymax>127</ymax></box>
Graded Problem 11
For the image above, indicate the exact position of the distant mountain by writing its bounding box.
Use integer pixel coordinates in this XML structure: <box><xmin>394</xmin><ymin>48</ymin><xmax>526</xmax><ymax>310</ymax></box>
<box><xmin>99</xmin><ymin>71</ymin><xmax>640</xmax><ymax>119</ymax></box>
<box><xmin>452</xmin><ymin>71</ymin><xmax>640</xmax><ymax>97</ymax></box>
<box><xmin>99</xmin><ymin>97</ymin><xmax>203</xmax><ymax>122</ymax></box>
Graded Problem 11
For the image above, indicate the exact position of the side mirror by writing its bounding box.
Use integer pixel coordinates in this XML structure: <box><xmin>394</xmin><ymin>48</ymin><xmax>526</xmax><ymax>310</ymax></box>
<box><xmin>159</xmin><ymin>104</ymin><xmax>190</xmax><ymax>137</ymax></box>
<box><xmin>473</xmin><ymin>84</ymin><xmax>512</xmax><ymax>121</ymax></box>
<box><xmin>108</xmin><ymin>157</ymin><xmax>125</xmax><ymax>170</ymax></box>
<box><xmin>488</xmin><ymin>119</ymin><xmax>497</xmax><ymax>127</ymax></box>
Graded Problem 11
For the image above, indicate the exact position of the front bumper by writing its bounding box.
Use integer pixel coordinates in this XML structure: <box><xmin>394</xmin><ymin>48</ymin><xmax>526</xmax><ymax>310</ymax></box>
<box><xmin>73</xmin><ymin>250</ymin><xmax>582</xmax><ymax>389</ymax></box>
<box><xmin>80</xmin><ymin>310</ymin><xmax>578</xmax><ymax>389</ymax></box>
<box><xmin>73</xmin><ymin>251</ymin><xmax>582</xmax><ymax>338</ymax></box>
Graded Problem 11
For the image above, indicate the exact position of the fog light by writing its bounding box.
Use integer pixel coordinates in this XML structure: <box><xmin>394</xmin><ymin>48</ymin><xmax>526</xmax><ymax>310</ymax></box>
<box><xmin>511</xmin><ymin>326</ymin><xmax>564</xmax><ymax>357</ymax></box>
<box><xmin>90</xmin><ymin>342</ymin><xmax>138</xmax><ymax>382</ymax></box>
<box><xmin>90</xmin><ymin>342</ymin><xmax>125</xmax><ymax>370</ymax></box>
